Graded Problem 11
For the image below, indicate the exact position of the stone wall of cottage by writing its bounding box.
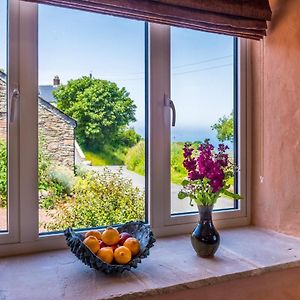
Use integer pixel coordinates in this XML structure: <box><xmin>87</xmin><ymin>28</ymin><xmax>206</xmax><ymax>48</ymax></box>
<box><xmin>38</xmin><ymin>104</ymin><xmax>75</xmax><ymax>169</ymax></box>
<box><xmin>0</xmin><ymin>78</ymin><xmax>75</xmax><ymax>169</ymax></box>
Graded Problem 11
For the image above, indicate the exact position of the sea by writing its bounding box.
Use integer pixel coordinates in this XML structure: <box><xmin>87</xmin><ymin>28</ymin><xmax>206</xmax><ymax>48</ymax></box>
<box><xmin>134</xmin><ymin>126</ymin><xmax>233</xmax><ymax>150</ymax></box>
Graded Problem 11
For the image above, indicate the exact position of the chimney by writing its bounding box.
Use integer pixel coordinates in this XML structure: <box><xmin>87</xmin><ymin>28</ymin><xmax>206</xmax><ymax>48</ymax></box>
<box><xmin>53</xmin><ymin>75</ymin><xmax>60</xmax><ymax>87</ymax></box>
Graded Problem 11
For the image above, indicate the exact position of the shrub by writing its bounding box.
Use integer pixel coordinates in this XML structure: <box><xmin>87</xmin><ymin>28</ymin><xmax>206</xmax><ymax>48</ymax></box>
<box><xmin>124</xmin><ymin>140</ymin><xmax>145</xmax><ymax>176</ymax></box>
<box><xmin>38</xmin><ymin>136</ymin><xmax>51</xmax><ymax>191</ymax></box>
<box><xmin>39</xmin><ymin>166</ymin><xmax>76</xmax><ymax>210</ymax></box>
<box><xmin>49</xmin><ymin>166</ymin><xmax>76</xmax><ymax>195</ymax></box>
<box><xmin>170</xmin><ymin>142</ymin><xmax>186</xmax><ymax>184</ymax></box>
<box><xmin>74</xmin><ymin>164</ymin><xmax>88</xmax><ymax>178</ymax></box>
<box><xmin>0</xmin><ymin>138</ymin><xmax>81</xmax><ymax>210</ymax></box>
<box><xmin>43</xmin><ymin>168</ymin><xmax>144</xmax><ymax>231</ymax></box>
<box><xmin>0</xmin><ymin>138</ymin><xmax>56</xmax><ymax>208</ymax></box>
<box><xmin>0</xmin><ymin>140</ymin><xmax>7</xmax><ymax>207</ymax></box>
<box><xmin>114</xmin><ymin>128</ymin><xmax>141</xmax><ymax>148</ymax></box>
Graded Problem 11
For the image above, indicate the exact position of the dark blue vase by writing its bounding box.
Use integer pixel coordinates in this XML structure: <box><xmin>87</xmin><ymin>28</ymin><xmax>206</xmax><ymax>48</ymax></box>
<box><xmin>191</xmin><ymin>205</ymin><xmax>220</xmax><ymax>257</ymax></box>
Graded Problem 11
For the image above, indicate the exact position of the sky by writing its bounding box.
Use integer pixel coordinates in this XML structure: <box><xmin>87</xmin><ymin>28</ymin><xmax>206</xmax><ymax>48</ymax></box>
<box><xmin>0</xmin><ymin>2</ymin><xmax>234</xmax><ymax>143</ymax></box>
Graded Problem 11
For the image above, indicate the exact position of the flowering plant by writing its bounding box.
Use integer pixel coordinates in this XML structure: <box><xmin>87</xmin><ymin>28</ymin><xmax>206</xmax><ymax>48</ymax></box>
<box><xmin>178</xmin><ymin>139</ymin><xmax>241</xmax><ymax>206</ymax></box>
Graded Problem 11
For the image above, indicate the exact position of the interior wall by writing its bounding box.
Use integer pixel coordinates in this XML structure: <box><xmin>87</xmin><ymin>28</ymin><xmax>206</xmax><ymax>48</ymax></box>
<box><xmin>251</xmin><ymin>0</ymin><xmax>300</xmax><ymax>236</ymax></box>
<box><xmin>141</xmin><ymin>267</ymin><xmax>300</xmax><ymax>300</ymax></box>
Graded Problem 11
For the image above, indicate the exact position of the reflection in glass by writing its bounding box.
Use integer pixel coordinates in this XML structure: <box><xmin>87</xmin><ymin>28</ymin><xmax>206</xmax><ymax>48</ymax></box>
<box><xmin>0</xmin><ymin>0</ymin><xmax>7</xmax><ymax>231</ymax></box>
<box><xmin>38</xmin><ymin>5</ymin><xmax>146</xmax><ymax>232</ymax></box>
<box><xmin>171</xmin><ymin>27</ymin><xmax>235</xmax><ymax>214</ymax></box>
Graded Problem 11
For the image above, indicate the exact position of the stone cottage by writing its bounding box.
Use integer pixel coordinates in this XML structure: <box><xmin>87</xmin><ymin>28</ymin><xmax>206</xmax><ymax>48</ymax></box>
<box><xmin>0</xmin><ymin>71</ymin><xmax>77</xmax><ymax>169</ymax></box>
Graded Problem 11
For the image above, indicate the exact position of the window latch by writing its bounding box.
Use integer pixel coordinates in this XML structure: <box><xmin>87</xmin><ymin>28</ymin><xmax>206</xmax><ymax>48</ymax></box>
<box><xmin>9</xmin><ymin>88</ymin><xmax>20</xmax><ymax>124</ymax></box>
<box><xmin>164</xmin><ymin>95</ymin><xmax>176</xmax><ymax>127</ymax></box>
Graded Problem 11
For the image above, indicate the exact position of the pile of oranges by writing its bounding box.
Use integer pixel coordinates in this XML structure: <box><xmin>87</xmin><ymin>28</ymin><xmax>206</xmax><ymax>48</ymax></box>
<box><xmin>83</xmin><ymin>227</ymin><xmax>140</xmax><ymax>265</ymax></box>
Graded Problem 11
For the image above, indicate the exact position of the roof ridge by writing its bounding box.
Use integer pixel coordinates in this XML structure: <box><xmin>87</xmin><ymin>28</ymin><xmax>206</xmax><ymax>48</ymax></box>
<box><xmin>38</xmin><ymin>96</ymin><xmax>77</xmax><ymax>128</ymax></box>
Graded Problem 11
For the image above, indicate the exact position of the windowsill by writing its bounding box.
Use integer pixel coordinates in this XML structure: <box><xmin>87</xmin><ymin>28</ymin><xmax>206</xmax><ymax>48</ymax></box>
<box><xmin>2</xmin><ymin>226</ymin><xmax>300</xmax><ymax>300</ymax></box>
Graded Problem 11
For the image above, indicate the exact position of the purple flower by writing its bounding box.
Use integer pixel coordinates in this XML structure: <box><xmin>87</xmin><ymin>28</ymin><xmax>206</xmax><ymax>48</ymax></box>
<box><xmin>182</xmin><ymin>139</ymin><xmax>231</xmax><ymax>193</ymax></box>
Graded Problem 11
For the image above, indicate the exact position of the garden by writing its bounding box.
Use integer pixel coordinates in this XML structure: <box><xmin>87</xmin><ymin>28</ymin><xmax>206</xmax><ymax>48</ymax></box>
<box><xmin>0</xmin><ymin>76</ymin><xmax>234</xmax><ymax>232</ymax></box>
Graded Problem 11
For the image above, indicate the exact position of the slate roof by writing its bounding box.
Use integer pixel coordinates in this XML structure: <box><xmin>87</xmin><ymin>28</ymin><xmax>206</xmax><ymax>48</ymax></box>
<box><xmin>0</xmin><ymin>70</ymin><xmax>5</xmax><ymax>82</ymax></box>
<box><xmin>39</xmin><ymin>85</ymin><xmax>57</xmax><ymax>103</ymax></box>
<box><xmin>39</xmin><ymin>97</ymin><xmax>76</xmax><ymax>128</ymax></box>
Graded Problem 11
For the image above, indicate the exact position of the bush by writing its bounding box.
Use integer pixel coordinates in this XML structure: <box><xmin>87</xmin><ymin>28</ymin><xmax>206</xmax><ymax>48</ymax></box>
<box><xmin>0</xmin><ymin>140</ymin><xmax>7</xmax><ymax>207</ymax></box>
<box><xmin>74</xmin><ymin>164</ymin><xmax>88</xmax><ymax>178</ymax></box>
<box><xmin>39</xmin><ymin>166</ymin><xmax>77</xmax><ymax>209</ymax></box>
<box><xmin>43</xmin><ymin>168</ymin><xmax>144</xmax><ymax>231</ymax></box>
<box><xmin>170</xmin><ymin>142</ymin><xmax>186</xmax><ymax>184</ymax></box>
<box><xmin>49</xmin><ymin>166</ymin><xmax>76</xmax><ymax>195</ymax></box>
<box><xmin>38</xmin><ymin>136</ymin><xmax>51</xmax><ymax>191</ymax></box>
<box><xmin>114</xmin><ymin>128</ymin><xmax>141</xmax><ymax>148</ymax></box>
<box><xmin>0</xmin><ymin>136</ymin><xmax>84</xmax><ymax>210</ymax></box>
<box><xmin>124</xmin><ymin>140</ymin><xmax>145</xmax><ymax>176</ymax></box>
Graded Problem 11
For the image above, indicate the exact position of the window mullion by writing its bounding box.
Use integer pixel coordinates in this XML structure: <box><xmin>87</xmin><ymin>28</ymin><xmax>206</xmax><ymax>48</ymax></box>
<box><xmin>18</xmin><ymin>1</ymin><xmax>38</xmax><ymax>242</ymax></box>
<box><xmin>0</xmin><ymin>0</ymin><xmax>20</xmax><ymax>245</ymax></box>
<box><xmin>149</xmin><ymin>23</ymin><xmax>171</xmax><ymax>233</ymax></box>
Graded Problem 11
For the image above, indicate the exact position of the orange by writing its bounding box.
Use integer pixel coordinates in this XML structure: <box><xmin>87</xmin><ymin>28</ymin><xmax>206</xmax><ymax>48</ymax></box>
<box><xmin>85</xmin><ymin>230</ymin><xmax>102</xmax><ymax>241</ymax></box>
<box><xmin>114</xmin><ymin>246</ymin><xmax>132</xmax><ymax>265</ymax></box>
<box><xmin>97</xmin><ymin>247</ymin><xmax>114</xmax><ymax>264</ymax></box>
<box><xmin>101</xmin><ymin>227</ymin><xmax>120</xmax><ymax>246</ymax></box>
<box><xmin>123</xmin><ymin>237</ymin><xmax>140</xmax><ymax>256</ymax></box>
<box><xmin>83</xmin><ymin>236</ymin><xmax>100</xmax><ymax>254</ymax></box>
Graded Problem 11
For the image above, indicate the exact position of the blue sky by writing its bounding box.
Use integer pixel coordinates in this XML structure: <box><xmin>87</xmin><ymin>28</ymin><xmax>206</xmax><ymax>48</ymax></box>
<box><xmin>1</xmin><ymin>3</ymin><xmax>234</xmax><ymax>142</ymax></box>
<box><xmin>0</xmin><ymin>0</ymin><xmax>6</xmax><ymax>73</ymax></box>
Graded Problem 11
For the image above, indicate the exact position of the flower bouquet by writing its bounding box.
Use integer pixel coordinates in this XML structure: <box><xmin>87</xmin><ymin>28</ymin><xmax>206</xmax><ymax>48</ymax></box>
<box><xmin>178</xmin><ymin>139</ymin><xmax>241</xmax><ymax>257</ymax></box>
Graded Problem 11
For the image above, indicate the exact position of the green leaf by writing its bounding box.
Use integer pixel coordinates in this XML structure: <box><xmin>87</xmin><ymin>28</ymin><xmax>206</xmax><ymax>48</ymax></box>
<box><xmin>178</xmin><ymin>191</ymin><xmax>188</xmax><ymax>200</ymax></box>
<box><xmin>222</xmin><ymin>190</ymin><xmax>242</xmax><ymax>199</ymax></box>
<box><xmin>181</xmin><ymin>179</ymin><xmax>189</xmax><ymax>187</ymax></box>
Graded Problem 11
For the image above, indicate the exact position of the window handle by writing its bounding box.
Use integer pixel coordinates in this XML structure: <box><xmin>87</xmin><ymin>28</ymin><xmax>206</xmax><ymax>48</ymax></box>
<box><xmin>164</xmin><ymin>95</ymin><xmax>176</xmax><ymax>127</ymax></box>
<box><xmin>9</xmin><ymin>89</ymin><xmax>20</xmax><ymax>124</ymax></box>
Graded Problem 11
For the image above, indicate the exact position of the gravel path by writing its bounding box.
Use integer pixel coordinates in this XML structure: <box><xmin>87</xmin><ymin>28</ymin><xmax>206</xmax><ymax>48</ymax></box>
<box><xmin>0</xmin><ymin>166</ymin><xmax>234</xmax><ymax>232</ymax></box>
<box><xmin>0</xmin><ymin>207</ymin><xmax>6</xmax><ymax>231</ymax></box>
<box><xmin>84</xmin><ymin>165</ymin><xmax>234</xmax><ymax>214</ymax></box>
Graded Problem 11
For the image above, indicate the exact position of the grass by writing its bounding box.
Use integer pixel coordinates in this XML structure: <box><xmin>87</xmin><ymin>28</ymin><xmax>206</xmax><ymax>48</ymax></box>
<box><xmin>124</xmin><ymin>141</ymin><xmax>145</xmax><ymax>176</ymax></box>
<box><xmin>84</xmin><ymin>141</ymin><xmax>235</xmax><ymax>189</ymax></box>
<box><xmin>124</xmin><ymin>141</ymin><xmax>189</xmax><ymax>184</ymax></box>
<box><xmin>83</xmin><ymin>145</ymin><xmax>127</xmax><ymax>166</ymax></box>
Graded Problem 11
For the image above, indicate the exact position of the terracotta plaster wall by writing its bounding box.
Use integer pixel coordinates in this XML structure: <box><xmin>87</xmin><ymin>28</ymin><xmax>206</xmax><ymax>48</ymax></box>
<box><xmin>251</xmin><ymin>0</ymin><xmax>300</xmax><ymax>235</ymax></box>
<box><xmin>140</xmin><ymin>267</ymin><xmax>300</xmax><ymax>300</ymax></box>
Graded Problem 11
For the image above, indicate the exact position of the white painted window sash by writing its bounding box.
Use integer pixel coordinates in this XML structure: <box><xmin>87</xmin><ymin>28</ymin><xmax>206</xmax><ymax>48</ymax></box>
<box><xmin>0</xmin><ymin>5</ymin><xmax>250</xmax><ymax>254</ymax></box>
<box><xmin>0</xmin><ymin>0</ymin><xmax>20</xmax><ymax>245</ymax></box>
<box><xmin>149</xmin><ymin>25</ymin><xmax>250</xmax><ymax>237</ymax></box>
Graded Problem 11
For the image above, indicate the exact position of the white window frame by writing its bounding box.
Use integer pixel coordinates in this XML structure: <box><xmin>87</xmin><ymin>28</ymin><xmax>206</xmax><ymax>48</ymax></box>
<box><xmin>149</xmin><ymin>24</ymin><xmax>251</xmax><ymax>236</ymax></box>
<box><xmin>0</xmin><ymin>1</ymin><xmax>251</xmax><ymax>255</ymax></box>
<box><xmin>0</xmin><ymin>0</ymin><xmax>20</xmax><ymax>245</ymax></box>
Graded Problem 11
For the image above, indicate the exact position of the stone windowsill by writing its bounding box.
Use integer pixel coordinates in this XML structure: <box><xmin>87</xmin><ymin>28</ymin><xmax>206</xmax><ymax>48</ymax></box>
<box><xmin>1</xmin><ymin>226</ymin><xmax>300</xmax><ymax>300</ymax></box>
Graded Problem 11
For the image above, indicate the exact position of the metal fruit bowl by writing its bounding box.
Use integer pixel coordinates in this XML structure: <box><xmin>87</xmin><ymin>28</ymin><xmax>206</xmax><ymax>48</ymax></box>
<box><xmin>64</xmin><ymin>221</ymin><xmax>156</xmax><ymax>274</ymax></box>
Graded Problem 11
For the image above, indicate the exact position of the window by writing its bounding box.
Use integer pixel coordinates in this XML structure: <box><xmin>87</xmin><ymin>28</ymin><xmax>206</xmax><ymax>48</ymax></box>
<box><xmin>37</xmin><ymin>4</ymin><xmax>147</xmax><ymax>234</ymax></box>
<box><xmin>170</xmin><ymin>27</ymin><xmax>236</xmax><ymax>215</ymax></box>
<box><xmin>149</xmin><ymin>24</ymin><xmax>248</xmax><ymax>236</ymax></box>
<box><xmin>0</xmin><ymin>0</ymin><xmax>7</xmax><ymax>232</ymax></box>
<box><xmin>0</xmin><ymin>0</ymin><xmax>249</xmax><ymax>253</ymax></box>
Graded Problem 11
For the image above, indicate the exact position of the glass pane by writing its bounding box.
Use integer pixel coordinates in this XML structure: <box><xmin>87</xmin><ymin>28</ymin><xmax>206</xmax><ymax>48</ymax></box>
<box><xmin>171</xmin><ymin>28</ymin><xmax>235</xmax><ymax>214</ymax></box>
<box><xmin>38</xmin><ymin>5</ymin><xmax>146</xmax><ymax>233</ymax></box>
<box><xmin>0</xmin><ymin>0</ymin><xmax>7</xmax><ymax>231</ymax></box>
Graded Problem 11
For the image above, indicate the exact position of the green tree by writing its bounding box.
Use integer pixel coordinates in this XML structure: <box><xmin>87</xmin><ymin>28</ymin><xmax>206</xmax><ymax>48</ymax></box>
<box><xmin>53</xmin><ymin>76</ymin><xmax>137</xmax><ymax>150</ymax></box>
<box><xmin>211</xmin><ymin>112</ymin><xmax>234</xmax><ymax>142</ymax></box>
